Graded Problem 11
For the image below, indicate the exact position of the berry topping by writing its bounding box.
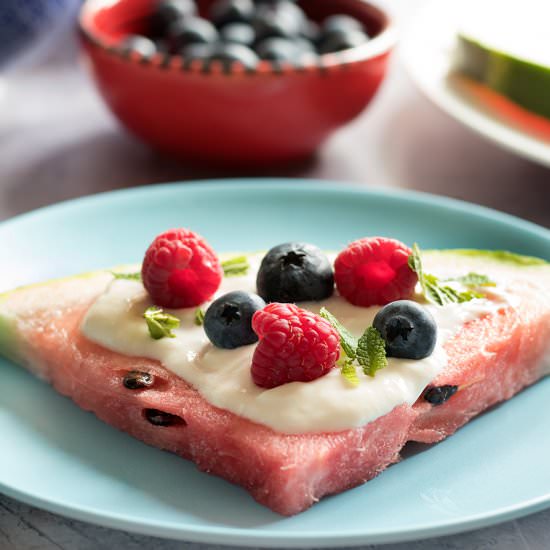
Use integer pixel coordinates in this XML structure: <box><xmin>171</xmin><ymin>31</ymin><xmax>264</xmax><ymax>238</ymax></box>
<box><xmin>256</xmin><ymin>242</ymin><xmax>334</xmax><ymax>303</ymax></box>
<box><xmin>373</xmin><ymin>300</ymin><xmax>437</xmax><ymax>360</ymax></box>
<box><xmin>204</xmin><ymin>291</ymin><xmax>266</xmax><ymax>349</ymax></box>
<box><xmin>334</xmin><ymin>237</ymin><xmax>417</xmax><ymax>307</ymax></box>
<box><xmin>142</xmin><ymin>228</ymin><xmax>222</xmax><ymax>309</ymax></box>
<box><xmin>251</xmin><ymin>303</ymin><xmax>340</xmax><ymax>388</ymax></box>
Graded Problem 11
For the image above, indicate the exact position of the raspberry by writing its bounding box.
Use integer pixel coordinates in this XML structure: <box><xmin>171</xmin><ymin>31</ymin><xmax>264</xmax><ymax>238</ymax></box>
<box><xmin>334</xmin><ymin>237</ymin><xmax>417</xmax><ymax>307</ymax></box>
<box><xmin>251</xmin><ymin>303</ymin><xmax>340</xmax><ymax>389</ymax></box>
<box><xmin>142</xmin><ymin>228</ymin><xmax>222</xmax><ymax>308</ymax></box>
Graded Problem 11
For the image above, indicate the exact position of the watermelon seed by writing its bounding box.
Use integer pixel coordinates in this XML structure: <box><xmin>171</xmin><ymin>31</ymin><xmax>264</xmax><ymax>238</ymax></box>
<box><xmin>423</xmin><ymin>385</ymin><xmax>458</xmax><ymax>406</ymax></box>
<box><xmin>123</xmin><ymin>370</ymin><xmax>154</xmax><ymax>390</ymax></box>
<box><xmin>144</xmin><ymin>408</ymin><xmax>187</xmax><ymax>427</ymax></box>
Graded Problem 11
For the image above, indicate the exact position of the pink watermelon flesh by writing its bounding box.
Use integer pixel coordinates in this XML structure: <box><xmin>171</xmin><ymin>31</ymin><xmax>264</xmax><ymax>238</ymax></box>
<box><xmin>1</xmin><ymin>270</ymin><xmax>549</xmax><ymax>515</ymax></box>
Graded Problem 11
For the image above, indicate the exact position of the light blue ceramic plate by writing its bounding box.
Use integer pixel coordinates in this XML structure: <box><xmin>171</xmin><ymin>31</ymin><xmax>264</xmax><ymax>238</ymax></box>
<box><xmin>1</xmin><ymin>180</ymin><xmax>549</xmax><ymax>547</ymax></box>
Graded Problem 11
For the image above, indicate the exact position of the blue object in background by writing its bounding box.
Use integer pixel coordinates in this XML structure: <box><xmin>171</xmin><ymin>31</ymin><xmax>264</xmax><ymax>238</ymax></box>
<box><xmin>0</xmin><ymin>0</ymin><xmax>82</xmax><ymax>69</ymax></box>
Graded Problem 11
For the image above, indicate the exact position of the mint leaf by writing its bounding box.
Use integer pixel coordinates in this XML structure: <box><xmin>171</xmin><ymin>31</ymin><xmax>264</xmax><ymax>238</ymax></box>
<box><xmin>111</xmin><ymin>271</ymin><xmax>142</xmax><ymax>281</ymax></box>
<box><xmin>319</xmin><ymin>307</ymin><xmax>357</xmax><ymax>360</ymax></box>
<box><xmin>357</xmin><ymin>326</ymin><xmax>388</xmax><ymax>377</ymax></box>
<box><xmin>144</xmin><ymin>306</ymin><xmax>180</xmax><ymax>340</ymax></box>
<box><xmin>408</xmin><ymin>243</ymin><xmax>424</xmax><ymax>281</ymax></box>
<box><xmin>445</xmin><ymin>272</ymin><xmax>496</xmax><ymax>287</ymax></box>
<box><xmin>409</xmin><ymin>244</ymin><xmax>492</xmax><ymax>305</ymax></box>
<box><xmin>194</xmin><ymin>307</ymin><xmax>205</xmax><ymax>326</ymax></box>
<box><xmin>323</xmin><ymin>310</ymin><xmax>389</xmax><ymax>381</ymax></box>
<box><xmin>424</xmin><ymin>274</ymin><xmax>459</xmax><ymax>306</ymax></box>
<box><xmin>222</xmin><ymin>255</ymin><xmax>250</xmax><ymax>277</ymax></box>
<box><xmin>340</xmin><ymin>359</ymin><xmax>360</xmax><ymax>386</ymax></box>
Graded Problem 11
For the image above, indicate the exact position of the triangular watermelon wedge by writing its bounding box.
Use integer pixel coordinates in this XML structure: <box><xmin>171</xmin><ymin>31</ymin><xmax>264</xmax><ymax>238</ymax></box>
<box><xmin>1</xmin><ymin>250</ymin><xmax>549</xmax><ymax>515</ymax></box>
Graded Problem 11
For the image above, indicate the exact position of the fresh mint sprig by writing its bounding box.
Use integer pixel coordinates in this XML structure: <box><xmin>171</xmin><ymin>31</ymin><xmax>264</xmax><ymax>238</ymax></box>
<box><xmin>320</xmin><ymin>307</ymin><xmax>357</xmax><ymax>360</ymax></box>
<box><xmin>194</xmin><ymin>307</ymin><xmax>205</xmax><ymax>326</ymax></box>
<box><xmin>222</xmin><ymin>255</ymin><xmax>250</xmax><ymax>277</ymax></box>
<box><xmin>321</xmin><ymin>308</ymin><xmax>388</xmax><ymax>384</ymax></box>
<box><xmin>144</xmin><ymin>306</ymin><xmax>180</xmax><ymax>340</ymax></box>
<box><xmin>445</xmin><ymin>272</ymin><xmax>496</xmax><ymax>287</ymax></box>
<box><xmin>408</xmin><ymin>244</ymin><xmax>494</xmax><ymax>306</ymax></box>
<box><xmin>357</xmin><ymin>326</ymin><xmax>387</xmax><ymax>377</ymax></box>
<box><xmin>339</xmin><ymin>359</ymin><xmax>360</xmax><ymax>386</ymax></box>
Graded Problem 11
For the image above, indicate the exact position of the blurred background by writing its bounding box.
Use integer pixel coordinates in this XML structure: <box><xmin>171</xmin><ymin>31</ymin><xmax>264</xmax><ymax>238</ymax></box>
<box><xmin>1</xmin><ymin>0</ymin><xmax>549</xmax><ymax>228</ymax></box>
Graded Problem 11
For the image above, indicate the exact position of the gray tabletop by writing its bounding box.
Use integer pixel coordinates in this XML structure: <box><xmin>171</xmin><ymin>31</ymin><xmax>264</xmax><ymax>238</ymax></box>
<box><xmin>1</xmin><ymin>1</ymin><xmax>550</xmax><ymax>548</ymax></box>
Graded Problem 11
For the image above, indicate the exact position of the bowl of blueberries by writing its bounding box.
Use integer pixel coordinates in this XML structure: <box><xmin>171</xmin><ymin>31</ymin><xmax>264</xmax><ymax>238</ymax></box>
<box><xmin>80</xmin><ymin>0</ymin><xmax>395</xmax><ymax>165</ymax></box>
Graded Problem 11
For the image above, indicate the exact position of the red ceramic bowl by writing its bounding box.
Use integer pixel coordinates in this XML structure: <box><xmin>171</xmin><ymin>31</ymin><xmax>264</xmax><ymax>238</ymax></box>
<box><xmin>79</xmin><ymin>0</ymin><xmax>396</xmax><ymax>166</ymax></box>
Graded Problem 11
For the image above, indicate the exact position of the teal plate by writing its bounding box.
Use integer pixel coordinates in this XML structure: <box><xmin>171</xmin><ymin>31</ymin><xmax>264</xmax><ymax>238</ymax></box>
<box><xmin>1</xmin><ymin>180</ymin><xmax>549</xmax><ymax>547</ymax></box>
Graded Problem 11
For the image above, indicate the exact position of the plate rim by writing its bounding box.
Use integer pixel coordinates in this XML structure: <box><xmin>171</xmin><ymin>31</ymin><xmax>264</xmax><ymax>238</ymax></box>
<box><xmin>0</xmin><ymin>178</ymin><xmax>548</xmax><ymax>242</ymax></box>
<box><xmin>2</xmin><ymin>478</ymin><xmax>550</xmax><ymax>547</ymax></box>
<box><xmin>1</xmin><ymin>178</ymin><xmax>549</xmax><ymax>547</ymax></box>
<box><xmin>400</xmin><ymin>0</ymin><xmax>550</xmax><ymax>169</ymax></box>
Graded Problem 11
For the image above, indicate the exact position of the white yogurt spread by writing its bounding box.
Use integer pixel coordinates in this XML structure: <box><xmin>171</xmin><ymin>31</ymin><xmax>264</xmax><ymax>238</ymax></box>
<box><xmin>81</xmin><ymin>253</ymin><xmax>510</xmax><ymax>434</ymax></box>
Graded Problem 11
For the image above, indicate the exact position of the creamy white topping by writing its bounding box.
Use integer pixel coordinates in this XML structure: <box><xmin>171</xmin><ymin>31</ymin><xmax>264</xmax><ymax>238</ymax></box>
<box><xmin>81</xmin><ymin>254</ymin><xmax>509</xmax><ymax>434</ymax></box>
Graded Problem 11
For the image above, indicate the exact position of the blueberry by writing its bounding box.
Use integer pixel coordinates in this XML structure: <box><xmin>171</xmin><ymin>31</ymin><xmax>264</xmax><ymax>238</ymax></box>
<box><xmin>257</xmin><ymin>242</ymin><xmax>334</xmax><ymax>303</ymax></box>
<box><xmin>255</xmin><ymin>37</ymin><xmax>298</xmax><ymax>62</ymax></box>
<box><xmin>373</xmin><ymin>300</ymin><xmax>437</xmax><ymax>360</ymax></box>
<box><xmin>322</xmin><ymin>14</ymin><xmax>365</xmax><ymax>36</ymax></box>
<box><xmin>204</xmin><ymin>291</ymin><xmax>266</xmax><ymax>349</ymax></box>
<box><xmin>180</xmin><ymin>43</ymin><xmax>215</xmax><ymax>66</ymax></box>
<box><xmin>318</xmin><ymin>29</ymin><xmax>369</xmax><ymax>54</ymax></box>
<box><xmin>300</xmin><ymin>20</ymin><xmax>321</xmax><ymax>44</ymax></box>
<box><xmin>294</xmin><ymin>37</ymin><xmax>316</xmax><ymax>53</ymax></box>
<box><xmin>210</xmin><ymin>0</ymin><xmax>254</xmax><ymax>27</ymax></box>
<box><xmin>220</xmin><ymin>23</ymin><xmax>256</xmax><ymax>46</ymax></box>
<box><xmin>119</xmin><ymin>35</ymin><xmax>157</xmax><ymax>57</ymax></box>
<box><xmin>154</xmin><ymin>39</ymin><xmax>171</xmax><ymax>54</ymax></box>
<box><xmin>208</xmin><ymin>43</ymin><xmax>259</xmax><ymax>71</ymax></box>
<box><xmin>168</xmin><ymin>17</ymin><xmax>219</xmax><ymax>48</ymax></box>
<box><xmin>150</xmin><ymin>0</ymin><xmax>197</xmax><ymax>37</ymax></box>
<box><xmin>252</xmin><ymin>1</ymin><xmax>305</xmax><ymax>41</ymax></box>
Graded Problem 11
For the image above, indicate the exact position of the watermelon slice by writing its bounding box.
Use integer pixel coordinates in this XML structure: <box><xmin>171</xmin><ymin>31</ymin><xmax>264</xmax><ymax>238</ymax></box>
<box><xmin>0</xmin><ymin>250</ymin><xmax>549</xmax><ymax>515</ymax></box>
<box><xmin>455</xmin><ymin>1</ymin><xmax>550</xmax><ymax>122</ymax></box>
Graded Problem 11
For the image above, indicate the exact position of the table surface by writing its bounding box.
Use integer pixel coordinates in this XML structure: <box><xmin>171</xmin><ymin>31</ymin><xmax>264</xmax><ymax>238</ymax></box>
<box><xmin>1</xmin><ymin>1</ymin><xmax>550</xmax><ymax>548</ymax></box>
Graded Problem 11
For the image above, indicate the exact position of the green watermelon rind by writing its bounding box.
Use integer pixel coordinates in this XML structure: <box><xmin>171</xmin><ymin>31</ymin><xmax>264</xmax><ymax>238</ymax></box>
<box><xmin>455</xmin><ymin>33</ymin><xmax>550</xmax><ymax>121</ymax></box>
<box><xmin>0</xmin><ymin>313</ymin><xmax>23</xmax><ymax>365</ymax></box>
<box><xmin>0</xmin><ymin>270</ymin><xmax>108</xmax><ymax>365</ymax></box>
<box><xmin>430</xmin><ymin>248</ymin><xmax>548</xmax><ymax>266</ymax></box>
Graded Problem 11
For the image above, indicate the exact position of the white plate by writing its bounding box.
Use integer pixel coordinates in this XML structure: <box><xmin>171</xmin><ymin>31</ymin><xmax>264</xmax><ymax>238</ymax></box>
<box><xmin>401</xmin><ymin>0</ymin><xmax>550</xmax><ymax>167</ymax></box>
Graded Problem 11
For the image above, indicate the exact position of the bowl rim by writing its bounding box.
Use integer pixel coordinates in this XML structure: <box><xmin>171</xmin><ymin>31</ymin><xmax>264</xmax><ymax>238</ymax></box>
<box><xmin>78</xmin><ymin>0</ymin><xmax>397</xmax><ymax>76</ymax></box>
